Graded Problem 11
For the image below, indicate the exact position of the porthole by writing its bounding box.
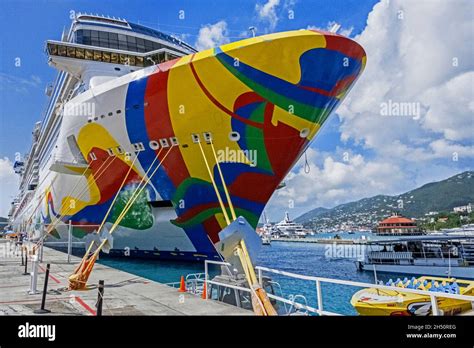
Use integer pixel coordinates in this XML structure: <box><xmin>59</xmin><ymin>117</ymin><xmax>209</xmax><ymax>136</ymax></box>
<box><xmin>149</xmin><ymin>140</ymin><xmax>160</xmax><ymax>150</ymax></box>
<box><xmin>229</xmin><ymin>131</ymin><xmax>240</xmax><ymax>142</ymax></box>
<box><xmin>116</xmin><ymin>146</ymin><xmax>124</xmax><ymax>154</ymax></box>
<box><xmin>191</xmin><ymin>134</ymin><xmax>200</xmax><ymax>143</ymax></box>
<box><xmin>100</xmin><ymin>114</ymin><xmax>105</xmax><ymax>119</ymax></box>
<box><xmin>116</xmin><ymin>110</ymin><xmax>122</xmax><ymax>114</ymax></box>
<box><xmin>159</xmin><ymin>138</ymin><xmax>169</xmax><ymax>148</ymax></box>
<box><xmin>299</xmin><ymin>128</ymin><xmax>310</xmax><ymax>138</ymax></box>
<box><xmin>108</xmin><ymin>112</ymin><xmax>113</xmax><ymax>116</ymax></box>
<box><xmin>107</xmin><ymin>148</ymin><xmax>115</xmax><ymax>156</ymax></box>
<box><xmin>94</xmin><ymin>116</ymin><xmax>98</xmax><ymax>121</ymax></box>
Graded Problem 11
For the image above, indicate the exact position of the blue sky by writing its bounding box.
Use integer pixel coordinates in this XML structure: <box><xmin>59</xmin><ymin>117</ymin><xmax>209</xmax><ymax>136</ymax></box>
<box><xmin>0</xmin><ymin>0</ymin><xmax>472</xmax><ymax>219</ymax></box>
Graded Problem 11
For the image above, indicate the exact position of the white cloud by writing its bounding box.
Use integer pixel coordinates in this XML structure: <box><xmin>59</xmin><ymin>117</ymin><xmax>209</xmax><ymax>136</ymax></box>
<box><xmin>265</xmin><ymin>0</ymin><xmax>474</xmax><ymax>220</ymax></box>
<box><xmin>255</xmin><ymin>0</ymin><xmax>280</xmax><ymax>31</ymax></box>
<box><xmin>195</xmin><ymin>21</ymin><xmax>230</xmax><ymax>51</ymax></box>
<box><xmin>0</xmin><ymin>157</ymin><xmax>18</xmax><ymax>218</ymax></box>
<box><xmin>337</xmin><ymin>0</ymin><xmax>474</xmax><ymax>156</ymax></box>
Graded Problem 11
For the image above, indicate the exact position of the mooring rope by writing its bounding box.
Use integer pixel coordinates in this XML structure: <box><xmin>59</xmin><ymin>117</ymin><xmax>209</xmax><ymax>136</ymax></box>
<box><xmin>197</xmin><ymin>141</ymin><xmax>231</xmax><ymax>225</ymax></box>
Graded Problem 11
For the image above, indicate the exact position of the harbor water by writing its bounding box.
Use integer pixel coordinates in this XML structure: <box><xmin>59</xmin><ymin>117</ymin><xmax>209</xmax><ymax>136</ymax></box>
<box><xmin>100</xmin><ymin>239</ymin><xmax>400</xmax><ymax>315</ymax></box>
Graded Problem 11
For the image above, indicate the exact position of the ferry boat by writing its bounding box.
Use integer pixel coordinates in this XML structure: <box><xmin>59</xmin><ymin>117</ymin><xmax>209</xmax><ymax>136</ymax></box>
<box><xmin>356</xmin><ymin>235</ymin><xmax>474</xmax><ymax>279</ymax></box>
<box><xmin>8</xmin><ymin>13</ymin><xmax>366</xmax><ymax>261</ymax></box>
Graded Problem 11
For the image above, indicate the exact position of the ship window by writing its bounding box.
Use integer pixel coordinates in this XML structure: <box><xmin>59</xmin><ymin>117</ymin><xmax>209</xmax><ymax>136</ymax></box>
<box><xmin>102</xmin><ymin>51</ymin><xmax>110</xmax><ymax>62</ymax></box>
<box><xmin>93</xmin><ymin>50</ymin><xmax>102</xmax><ymax>62</ymax></box>
<box><xmin>160</xmin><ymin>139</ymin><xmax>170</xmax><ymax>148</ymax></box>
<box><xmin>99</xmin><ymin>31</ymin><xmax>109</xmax><ymax>39</ymax></box>
<box><xmin>107</xmin><ymin>148</ymin><xmax>115</xmax><ymax>156</ymax></box>
<box><xmin>119</xmin><ymin>54</ymin><xmax>127</xmax><ymax>65</ymax></box>
<box><xmin>128</xmin><ymin>55</ymin><xmax>136</xmax><ymax>66</ymax></box>
<box><xmin>116</xmin><ymin>146</ymin><xmax>124</xmax><ymax>154</ymax></box>
<box><xmin>136</xmin><ymin>56</ymin><xmax>144</xmax><ymax>67</ymax></box>
<box><xmin>116</xmin><ymin>110</ymin><xmax>121</xmax><ymax>114</ymax></box>
<box><xmin>49</xmin><ymin>44</ymin><xmax>58</xmax><ymax>55</ymax></box>
<box><xmin>91</xmin><ymin>39</ymin><xmax>100</xmax><ymax>47</ymax></box>
<box><xmin>110</xmin><ymin>52</ymin><xmax>119</xmax><ymax>63</ymax></box>
<box><xmin>109</xmin><ymin>33</ymin><xmax>118</xmax><ymax>41</ymax></box>
<box><xmin>82</xmin><ymin>29</ymin><xmax>91</xmax><ymax>37</ymax></box>
<box><xmin>109</xmin><ymin>41</ymin><xmax>119</xmax><ymax>50</ymax></box>
<box><xmin>108</xmin><ymin>112</ymin><xmax>113</xmax><ymax>116</ymax></box>
<box><xmin>85</xmin><ymin>49</ymin><xmax>93</xmax><ymax>60</ymax></box>
<box><xmin>118</xmin><ymin>34</ymin><xmax>127</xmax><ymax>42</ymax></box>
<box><xmin>127</xmin><ymin>35</ymin><xmax>136</xmax><ymax>44</ymax></box>
<box><xmin>89</xmin><ymin>152</ymin><xmax>97</xmax><ymax>161</ymax></box>
<box><xmin>66</xmin><ymin>46</ymin><xmax>76</xmax><ymax>58</ymax></box>
<box><xmin>82</xmin><ymin>37</ymin><xmax>91</xmax><ymax>45</ymax></box>
<box><xmin>91</xmin><ymin>30</ymin><xmax>99</xmax><ymax>38</ymax></box>
<box><xmin>58</xmin><ymin>45</ymin><xmax>67</xmax><ymax>56</ymax></box>
<box><xmin>119</xmin><ymin>42</ymin><xmax>128</xmax><ymax>51</ymax></box>
<box><xmin>76</xmin><ymin>47</ymin><xmax>85</xmax><ymax>59</ymax></box>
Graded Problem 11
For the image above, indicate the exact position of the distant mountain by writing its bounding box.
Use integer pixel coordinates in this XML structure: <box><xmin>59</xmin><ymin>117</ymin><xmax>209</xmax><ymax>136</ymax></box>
<box><xmin>294</xmin><ymin>207</ymin><xmax>329</xmax><ymax>223</ymax></box>
<box><xmin>296</xmin><ymin>171</ymin><xmax>474</xmax><ymax>231</ymax></box>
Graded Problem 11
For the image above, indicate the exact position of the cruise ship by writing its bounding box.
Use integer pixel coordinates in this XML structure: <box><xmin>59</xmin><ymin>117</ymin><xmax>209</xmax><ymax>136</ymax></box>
<box><xmin>8</xmin><ymin>13</ymin><xmax>366</xmax><ymax>261</ymax></box>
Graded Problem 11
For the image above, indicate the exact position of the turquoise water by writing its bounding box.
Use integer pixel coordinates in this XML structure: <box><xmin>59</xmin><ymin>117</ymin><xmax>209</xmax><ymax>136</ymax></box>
<box><xmin>100</xmin><ymin>241</ymin><xmax>399</xmax><ymax>315</ymax></box>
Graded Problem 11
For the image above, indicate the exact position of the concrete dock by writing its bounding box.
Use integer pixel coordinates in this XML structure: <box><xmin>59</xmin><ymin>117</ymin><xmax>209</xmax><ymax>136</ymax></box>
<box><xmin>0</xmin><ymin>239</ymin><xmax>251</xmax><ymax>316</ymax></box>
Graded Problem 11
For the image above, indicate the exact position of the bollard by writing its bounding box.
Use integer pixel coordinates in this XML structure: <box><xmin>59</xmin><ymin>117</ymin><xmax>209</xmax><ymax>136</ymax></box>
<box><xmin>22</xmin><ymin>248</ymin><xmax>28</xmax><ymax>275</ymax></box>
<box><xmin>28</xmin><ymin>255</ymin><xmax>39</xmax><ymax>295</ymax></box>
<box><xmin>96</xmin><ymin>280</ymin><xmax>104</xmax><ymax>316</ymax></box>
<box><xmin>34</xmin><ymin>263</ymin><xmax>51</xmax><ymax>314</ymax></box>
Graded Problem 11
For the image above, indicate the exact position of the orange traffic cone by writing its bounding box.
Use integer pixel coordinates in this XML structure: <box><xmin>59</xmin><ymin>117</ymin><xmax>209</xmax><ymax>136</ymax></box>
<box><xmin>201</xmin><ymin>282</ymin><xmax>207</xmax><ymax>300</ymax></box>
<box><xmin>178</xmin><ymin>276</ymin><xmax>186</xmax><ymax>292</ymax></box>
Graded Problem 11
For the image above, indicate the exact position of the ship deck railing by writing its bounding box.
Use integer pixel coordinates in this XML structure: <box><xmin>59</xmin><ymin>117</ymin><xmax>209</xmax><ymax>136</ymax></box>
<box><xmin>199</xmin><ymin>260</ymin><xmax>474</xmax><ymax>316</ymax></box>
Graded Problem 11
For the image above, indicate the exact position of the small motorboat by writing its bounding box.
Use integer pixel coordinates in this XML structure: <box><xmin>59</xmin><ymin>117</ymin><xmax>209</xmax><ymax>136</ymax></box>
<box><xmin>351</xmin><ymin>276</ymin><xmax>474</xmax><ymax>316</ymax></box>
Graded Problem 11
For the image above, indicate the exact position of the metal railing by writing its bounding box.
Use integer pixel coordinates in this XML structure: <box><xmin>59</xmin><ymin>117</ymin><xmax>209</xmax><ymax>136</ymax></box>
<box><xmin>202</xmin><ymin>260</ymin><xmax>474</xmax><ymax>316</ymax></box>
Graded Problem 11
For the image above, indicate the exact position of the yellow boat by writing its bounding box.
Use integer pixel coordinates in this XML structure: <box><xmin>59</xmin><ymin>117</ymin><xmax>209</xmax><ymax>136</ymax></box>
<box><xmin>351</xmin><ymin>276</ymin><xmax>474</xmax><ymax>316</ymax></box>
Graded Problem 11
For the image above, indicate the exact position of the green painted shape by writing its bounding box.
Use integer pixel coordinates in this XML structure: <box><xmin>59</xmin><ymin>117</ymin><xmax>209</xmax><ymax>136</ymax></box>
<box><xmin>171</xmin><ymin>207</ymin><xmax>258</xmax><ymax>229</ymax></box>
<box><xmin>110</xmin><ymin>187</ymin><xmax>154</xmax><ymax>230</ymax></box>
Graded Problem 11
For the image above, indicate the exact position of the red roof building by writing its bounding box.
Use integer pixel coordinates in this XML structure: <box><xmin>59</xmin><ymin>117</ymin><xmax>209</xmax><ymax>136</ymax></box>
<box><xmin>375</xmin><ymin>214</ymin><xmax>424</xmax><ymax>236</ymax></box>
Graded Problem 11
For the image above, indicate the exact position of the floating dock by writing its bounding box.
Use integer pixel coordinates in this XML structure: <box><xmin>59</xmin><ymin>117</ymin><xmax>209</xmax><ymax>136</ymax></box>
<box><xmin>0</xmin><ymin>239</ymin><xmax>250</xmax><ymax>316</ymax></box>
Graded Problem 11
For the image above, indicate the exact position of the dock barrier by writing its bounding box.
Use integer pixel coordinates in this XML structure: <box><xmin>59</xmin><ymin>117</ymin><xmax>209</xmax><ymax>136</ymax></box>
<box><xmin>34</xmin><ymin>263</ymin><xmax>51</xmax><ymax>314</ymax></box>
<box><xmin>96</xmin><ymin>280</ymin><xmax>104</xmax><ymax>316</ymax></box>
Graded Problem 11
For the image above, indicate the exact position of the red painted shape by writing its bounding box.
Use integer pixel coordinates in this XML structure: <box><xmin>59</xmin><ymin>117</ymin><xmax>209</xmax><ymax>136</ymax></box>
<box><xmin>311</xmin><ymin>31</ymin><xmax>366</xmax><ymax>61</ymax></box>
<box><xmin>202</xmin><ymin>216</ymin><xmax>222</xmax><ymax>244</ymax></box>
<box><xmin>234</xmin><ymin>91</ymin><xmax>265</xmax><ymax>111</ymax></box>
<box><xmin>87</xmin><ymin>148</ymin><xmax>142</xmax><ymax>204</ymax></box>
<box><xmin>144</xmin><ymin>66</ymin><xmax>190</xmax><ymax>187</ymax></box>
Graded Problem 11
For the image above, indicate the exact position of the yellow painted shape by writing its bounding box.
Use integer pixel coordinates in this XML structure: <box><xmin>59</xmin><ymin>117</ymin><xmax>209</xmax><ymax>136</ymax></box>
<box><xmin>167</xmin><ymin>61</ymin><xmax>246</xmax><ymax>181</ymax></box>
<box><xmin>192</xmin><ymin>52</ymin><xmax>252</xmax><ymax>113</ymax></box>
<box><xmin>221</xmin><ymin>30</ymin><xmax>326</xmax><ymax>84</ymax></box>
<box><xmin>271</xmin><ymin>105</ymin><xmax>321</xmax><ymax>140</ymax></box>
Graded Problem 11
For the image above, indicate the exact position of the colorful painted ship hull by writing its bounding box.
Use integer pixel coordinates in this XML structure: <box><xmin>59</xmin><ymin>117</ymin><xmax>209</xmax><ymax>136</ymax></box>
<box><xmin>17</xmin><ymin>29</ymin><xmax>366</xmax><ymax>261</ymax></box>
